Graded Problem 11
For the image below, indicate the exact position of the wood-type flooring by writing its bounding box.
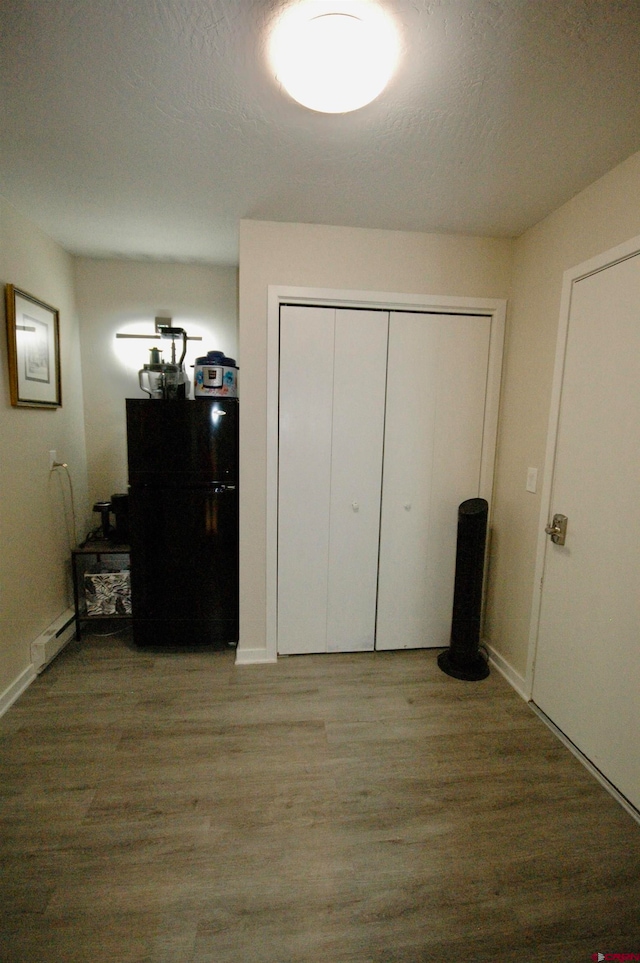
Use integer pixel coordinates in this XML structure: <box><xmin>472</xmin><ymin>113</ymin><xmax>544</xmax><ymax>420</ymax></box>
<box><xmin>1</xmin><ymin>629</ymin><xmax>639</xmax><ymax>963</ymax></box>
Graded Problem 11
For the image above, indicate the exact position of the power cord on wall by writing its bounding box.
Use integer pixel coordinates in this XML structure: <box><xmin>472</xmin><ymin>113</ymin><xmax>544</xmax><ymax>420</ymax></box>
<box><xmin>50</xmin><ymin>461</ymin><xmax>78</xmax><ymax>551</ymax></box>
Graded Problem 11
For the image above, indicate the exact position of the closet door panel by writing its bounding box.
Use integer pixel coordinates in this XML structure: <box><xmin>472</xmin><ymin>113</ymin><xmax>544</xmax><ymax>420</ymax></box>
<box><xmin>427</xmin><ymin>315</ymin><xmax>491</xmax><ymax>643</ymax></box>
<box><xmin>326</xmin><ymin>310</ymin><xmax>388</xmax><ymax>652</ymax></box>
<box><xmin>277</xmin><ymin>305</ymin><xmax>334</xmax><ymax>654</ymax></box>
<box><xmin>376</xmin><ymin>313</ymin><xmax>491</xmax><ymax>650</ymax></box>
<box><xmin>376</xmin><ymin>314</ymin><xmax>439</xmax><ymax>650</ymax></box>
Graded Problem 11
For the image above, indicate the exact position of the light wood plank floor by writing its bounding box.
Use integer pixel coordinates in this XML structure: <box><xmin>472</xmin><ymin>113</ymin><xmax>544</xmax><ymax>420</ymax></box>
<box><xmin>1</xmin><ymin>629</ymin><xmax>639</xmax><ymax>963</ymax></box>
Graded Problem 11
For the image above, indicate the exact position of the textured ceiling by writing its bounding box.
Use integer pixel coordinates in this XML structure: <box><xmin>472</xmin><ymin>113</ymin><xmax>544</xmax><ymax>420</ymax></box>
<box><xmin>1</xmin><ymin>0</ymin><xmax>640</xmax><ymax>264</ymax></box>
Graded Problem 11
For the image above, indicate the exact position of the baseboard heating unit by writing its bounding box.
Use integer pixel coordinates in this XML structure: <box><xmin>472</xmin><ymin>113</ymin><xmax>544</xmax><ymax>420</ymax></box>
<box><xmin>31</xmin><ymin>607</ymin><xmax>77</xmax><ymax>674</ymax></box>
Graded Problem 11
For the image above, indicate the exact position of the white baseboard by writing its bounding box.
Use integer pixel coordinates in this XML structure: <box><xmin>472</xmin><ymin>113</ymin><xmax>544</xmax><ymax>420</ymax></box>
<box><xmin>31</xmin><ymin>607</ymin><xmax>77</xmax><ymax>674</ymax></box>
<box><xmin>484</xmin><ymin>640</ymin><xmax>528</xmax><ymax>701</ymax></box>
<box><xmin>235</xmin><ymin>647</ymin><xmax>278</xmax><ymax>666</ymax></box>
<box><xmin>0</xmin><ymin>663</ymin><xmax>37</xmax><ymax>719</ymax></box>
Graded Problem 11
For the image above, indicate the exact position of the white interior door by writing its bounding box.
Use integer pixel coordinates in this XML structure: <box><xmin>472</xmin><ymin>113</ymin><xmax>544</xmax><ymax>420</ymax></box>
<box><xmin>532</xmin><ymin>250</ymin><xmax>640</xmax><ymax>810</ymax></box>
<box><xmin>375</xmin><ymin>312</ymin><xmax>491</xmax><ymax>650</ymax></box>
<box><xmin>277</xmin><ymin>305</ymin><xmax>387</xmax><ymax>654</ymax></box>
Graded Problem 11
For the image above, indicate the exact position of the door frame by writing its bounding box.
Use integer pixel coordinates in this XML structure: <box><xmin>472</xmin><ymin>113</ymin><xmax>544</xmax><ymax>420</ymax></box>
<box><xmin>266</xmin><ymin>285</ymin><xmax>507</xmax><ymax>663</ymax></box>
<box><xmin>526</xmin><ymin>233</ymin><xmax>640</xmax><ymax>696</ymax></box>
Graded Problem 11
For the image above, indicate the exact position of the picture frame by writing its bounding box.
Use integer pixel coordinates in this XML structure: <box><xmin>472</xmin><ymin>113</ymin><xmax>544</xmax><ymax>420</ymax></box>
<box><xmin>5</xmin><ymin>284</ymin><xmax>61</xmax><ymax>408</ymax></box>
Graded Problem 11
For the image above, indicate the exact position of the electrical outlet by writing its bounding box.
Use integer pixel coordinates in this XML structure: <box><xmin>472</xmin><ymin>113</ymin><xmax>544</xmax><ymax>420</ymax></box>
<box><xmin>49</xmin><ymin>450</ymin><xmax>57</xmax><ymax>470</ymax></box>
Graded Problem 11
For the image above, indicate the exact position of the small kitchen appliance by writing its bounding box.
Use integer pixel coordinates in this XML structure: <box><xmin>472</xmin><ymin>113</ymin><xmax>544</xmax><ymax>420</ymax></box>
<box><xmin>91</xmin><ymin>494</ymin><xmax>129</xmax><ymax>542</ymax></box>
<box><xmin>194</xmin><ymin>351</ymin><xmax>238</xmax><ymax>397</ymax></box>
<box><xmin>138</xmin><ymin>328</ymin><xmax>191</xmax><ymax>399</ymax></box>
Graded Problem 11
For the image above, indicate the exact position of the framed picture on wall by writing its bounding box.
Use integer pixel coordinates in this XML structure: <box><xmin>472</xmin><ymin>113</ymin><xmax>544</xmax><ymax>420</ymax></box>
<box><xmin>5</xmin><ymin>284</ymin><xmax>61</xmax><ymax>408</ymax></box>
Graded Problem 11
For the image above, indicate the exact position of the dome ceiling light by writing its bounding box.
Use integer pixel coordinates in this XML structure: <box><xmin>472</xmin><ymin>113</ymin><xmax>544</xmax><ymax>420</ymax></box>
<box><xmin>269</xmin><ymin>1</ymin><xmax>400</xmax><ymax>114</ymax></box>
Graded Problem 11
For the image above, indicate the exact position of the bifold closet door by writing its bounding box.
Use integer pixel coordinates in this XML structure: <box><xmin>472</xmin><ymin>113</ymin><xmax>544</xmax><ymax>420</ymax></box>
<box><xmin>277</xmin><ymin>306</ymin><xmax>333</xmax><ymax>655</ymax></box>
<box><xmin>277</xmin><ymin>305</ymin><xmax>388</xmax><ymax>655</ymax></box>
<box><xmin>375</xmin><ymin>312</ymin><xmax>492</xmax><ymax>650</ymax></box>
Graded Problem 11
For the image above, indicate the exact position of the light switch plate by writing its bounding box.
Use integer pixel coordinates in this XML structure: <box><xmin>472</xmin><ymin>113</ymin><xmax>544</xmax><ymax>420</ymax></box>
<box><xmin>526</xmin><ymin>467</ymin><xmax>538</xmax><ymax>494</ymax></box>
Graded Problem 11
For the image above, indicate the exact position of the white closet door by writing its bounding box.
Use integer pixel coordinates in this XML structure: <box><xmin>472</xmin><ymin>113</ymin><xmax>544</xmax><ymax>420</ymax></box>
<box><xmin>326</xmin><ymin>310</ymin><xmax>388</xmax><ymax>651</ymax></box>
<box><xmin>277</xmin><ymin>306</ymin><xmax>387</xmax><ymax>655</ymax></box>
<box><xmin>277</xmin><ymin>305</ymin><xmax>334</xmax><ymax>654</ymax></box>
<box><xmin>376</xmin><ymin>312</ymin><xmax>491</xmax><ymax>650</ymax></box>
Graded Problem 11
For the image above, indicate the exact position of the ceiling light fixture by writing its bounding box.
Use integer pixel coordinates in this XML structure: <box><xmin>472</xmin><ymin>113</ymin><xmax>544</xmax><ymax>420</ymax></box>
<box><xmin>269</xmin><ymin>1</ymin><xmax>400</xmax><ymax>114</ymax></box>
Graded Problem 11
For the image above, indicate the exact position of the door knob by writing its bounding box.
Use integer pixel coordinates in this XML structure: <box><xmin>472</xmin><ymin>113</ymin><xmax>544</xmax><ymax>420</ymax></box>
<box><xmin>545</xmin><ymin>513</ymin><xmax>568</xmax><ymax>545</ymax></box>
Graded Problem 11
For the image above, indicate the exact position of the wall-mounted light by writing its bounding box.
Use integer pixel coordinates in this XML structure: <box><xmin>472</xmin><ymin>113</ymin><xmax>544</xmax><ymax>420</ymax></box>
<box><xmin>113</xmin><ymin>318</ymin><xmax>203</xmax><ymax>374</ymax></box>
<box><xmin>269</xmin><ymin>1</ymin><xmax>400</xmax><ymax>113</ymax></box>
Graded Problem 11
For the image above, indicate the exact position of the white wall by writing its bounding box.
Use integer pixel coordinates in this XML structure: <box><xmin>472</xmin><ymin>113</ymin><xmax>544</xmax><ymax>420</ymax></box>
<box><xmin>486</xmin><ymin>149</ymin><xmax>640</xmax><ymax>682</ymax></box>
<box><xmin>238</xmin><ymin>220</ymin><xmax>513</xmax><ymax>659</ymax></box>
<box><xmin>74</xmin><ymin>259</ymin><xmax>238</xmax><ymax>508</ymax></box>
<box><xmin>0</xmin><ymin>198</ymin><xmax>89</xmax><ymax>699</ymax></box>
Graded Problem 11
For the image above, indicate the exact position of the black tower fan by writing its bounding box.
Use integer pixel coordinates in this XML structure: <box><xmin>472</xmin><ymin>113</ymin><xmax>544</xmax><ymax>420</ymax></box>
<box><xmin>438</xmin><ymin>497</ymin><xmax>490</xmax><ymax>681</ymax></box>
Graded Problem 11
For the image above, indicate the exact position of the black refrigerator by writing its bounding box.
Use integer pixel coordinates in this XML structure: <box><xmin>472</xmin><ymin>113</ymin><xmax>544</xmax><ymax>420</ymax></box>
<box><xmin>126</xmin><ymin>398</ymin><xmax>239</xmax><ymax>648</ymax></box>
